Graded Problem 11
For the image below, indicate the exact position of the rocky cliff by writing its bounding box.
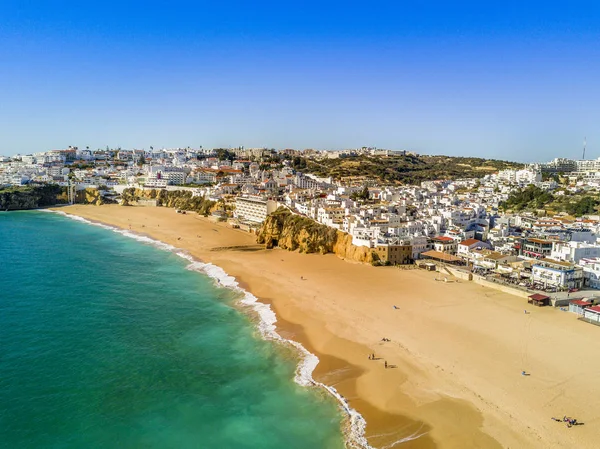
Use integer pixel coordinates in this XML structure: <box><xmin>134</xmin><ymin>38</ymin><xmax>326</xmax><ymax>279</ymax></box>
<box><xmin>257</xmin><ymin>208</ymin><xmax>378</xmax><ymax>264</ymax></box>
<box><xmin>76</xmin><ymin>188</ymin><xmax>114</xmax><ymax>205</ymax></box>
<box><xmin>332</xmin><ymin>231</ymin><xmax>379</xmax><ymax>264</ymax></box>
<box><xmin>120</xmin><ymin>188</ymin><xmax>218</xmax><ymax>215</ymax></box>
<box><xmin>0</xmin><ymin>185</ymin><xmax>68</xmax><ymax>210</ymax></box>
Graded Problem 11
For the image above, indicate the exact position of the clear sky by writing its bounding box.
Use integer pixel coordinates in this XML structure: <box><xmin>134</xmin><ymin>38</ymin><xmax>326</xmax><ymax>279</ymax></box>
<box><xmin>1</xmin><ymin>1</ymin><xmax>600</xmax><ymax>162</ymax></box>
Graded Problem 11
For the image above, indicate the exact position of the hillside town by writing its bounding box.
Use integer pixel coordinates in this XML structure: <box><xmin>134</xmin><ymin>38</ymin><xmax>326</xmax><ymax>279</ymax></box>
<box><xmin>3</xmin><ymin>146</ymin><xmax>600</xmax><ymax>323</ymax></box>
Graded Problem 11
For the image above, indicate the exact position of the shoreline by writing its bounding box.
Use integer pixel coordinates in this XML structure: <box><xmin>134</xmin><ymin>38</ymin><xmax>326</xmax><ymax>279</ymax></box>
<box><xmin>46</xmin><ymin>208</ymin><xmax>373</xmax><ymax>448</ymax></box>
<box><xmin>48</xmin><ymin>205</ymin><xmax>600</xmax><ymax>449</ymax></box>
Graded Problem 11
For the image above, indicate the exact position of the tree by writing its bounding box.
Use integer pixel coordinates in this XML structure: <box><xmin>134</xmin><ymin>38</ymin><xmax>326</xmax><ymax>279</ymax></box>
<box><xmin>215</xmin><ymin>148</ymin><xmax>236</xmax><ymax>161</ymax></box>
<box><xmin>499</xmin><ymin>185</ymin><xmax>554</xmax><ymax>212</ymax></box>
<box><xmin>351</xmin><ymin>185</ymin><xmax>370</xmax><ymax>201</ymax></box>
<box><xmin>292</xmin><ymin>156</ymin><xmax>307</xmax><ymax>170</ymax></box>
<box><xmin>567</xmin><ymin>196</ymin><xmax>599</xmax><ymax>216</ymax></box>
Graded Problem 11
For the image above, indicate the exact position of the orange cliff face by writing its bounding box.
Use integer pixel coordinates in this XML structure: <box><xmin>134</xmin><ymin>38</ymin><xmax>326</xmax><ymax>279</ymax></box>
<box><xmin>256</xmin><ymin>208</ymin><xmax>377</xmax><ymax>263</ymax></box>
<box><xmin>332</xmin><ymin>231</ymin><xmax>376</xmax><ymax>263</ymax></box>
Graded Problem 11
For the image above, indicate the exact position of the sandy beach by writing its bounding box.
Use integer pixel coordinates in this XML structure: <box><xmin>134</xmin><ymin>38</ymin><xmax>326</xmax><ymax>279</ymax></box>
<box><xmin>53</xmin><ymin>205</ymin><xmax>600</xmax><ymax>449</ymax></box>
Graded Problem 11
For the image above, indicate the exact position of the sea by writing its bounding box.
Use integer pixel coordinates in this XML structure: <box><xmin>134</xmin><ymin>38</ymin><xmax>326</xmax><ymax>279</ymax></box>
<box><xmin>0</xmin><ymin>210</ymin><xmax>362</xmax><ymax>449</ymax></box>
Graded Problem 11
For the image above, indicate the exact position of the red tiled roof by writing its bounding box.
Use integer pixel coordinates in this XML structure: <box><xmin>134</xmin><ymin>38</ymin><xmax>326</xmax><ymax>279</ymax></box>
<box><xmin>570</xmin><ymin>300</ymin><xmax>592</xmax><ymax>306</ymax></box>
<box><xmin>420</xmin><ymin>250</ymin><xmax>462</xmax><ymax>262</ymax></box>
<box><xmin>434</xmin><ymin>236</ymin><xmax>454</xmax><ymax>242</ymax></box>
<box><xmin>460</xmin><ymin>238</ymin><xmax>481</xmax><ymax>246</ymax></box>
<box><xmin>528</xmin><ymin>293</ymin><xmax>550</xmax><ymax>301</ymax></box>
<box><xmin>586</xmin><ymin>306</ymin><xmax>600</xmax><ymax>314</ymax></box>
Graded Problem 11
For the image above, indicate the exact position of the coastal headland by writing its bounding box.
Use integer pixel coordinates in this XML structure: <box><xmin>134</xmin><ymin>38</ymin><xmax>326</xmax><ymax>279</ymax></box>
<box><xmin>53</xmin><ymin>205</ymin><xmax>600</xmax><ymax>449</ymax></box>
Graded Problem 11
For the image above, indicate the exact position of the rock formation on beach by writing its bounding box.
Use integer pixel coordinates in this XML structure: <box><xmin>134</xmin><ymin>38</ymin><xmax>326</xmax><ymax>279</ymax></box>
<box><xmin>257</xmin><ymin>207</ymin><xmax>378</xmax><ymax>263</ymax></box>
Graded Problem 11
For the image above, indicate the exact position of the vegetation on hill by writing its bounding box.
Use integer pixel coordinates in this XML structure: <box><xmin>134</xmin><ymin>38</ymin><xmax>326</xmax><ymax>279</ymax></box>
<box><xmin>500</xmin><ymin>185</ymin><xmax>600</xmax><ymax>216</ymax></box>
<box><xmin>215</xmin><ymin>148</ymin><xmax>237</xmax><ymax>161</ymax></box>
<box><xmin>563</xmin><ymin>196</ymin><xmax>600</xmax><ymax>216</ymax></box>
<box><xmin>302</xmin><ymin>154</ymin><xmax>523</xmax><ymax>184</ymax></box>
<box><xmin>0</xmin><ymin>185</ymin><xmax>67</xmax><ymax>210</ymax></box>
<box><xmin>499</xmin><ymin>186</ymin><xmax>554</xmax><ymax>212</ymax></box>
<box><xmin>120</xmin><ymin>188</ymin><xmax>218</xmax><ymax>215</ymax></box>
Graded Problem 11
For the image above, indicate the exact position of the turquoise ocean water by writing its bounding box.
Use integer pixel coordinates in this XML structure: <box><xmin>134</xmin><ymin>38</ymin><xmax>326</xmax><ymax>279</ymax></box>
<box><xmin>0</xmin><ymin>211</ymin><xmax>348</xmax><ymax>449</ymax></box>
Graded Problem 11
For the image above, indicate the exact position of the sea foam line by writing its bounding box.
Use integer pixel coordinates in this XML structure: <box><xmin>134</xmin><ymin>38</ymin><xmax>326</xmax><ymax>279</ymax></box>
<box><xmin>47</xmin><ymin>209</ymin><xmax>376</xmax><ymax>449</ymax></box>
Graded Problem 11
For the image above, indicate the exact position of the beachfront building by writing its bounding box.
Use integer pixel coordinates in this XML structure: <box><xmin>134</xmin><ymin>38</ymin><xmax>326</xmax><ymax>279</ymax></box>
<box><xmin>468</xmin><ymin>249</ymin><xmax>517</xmax><ymax>270</ymax></box>
<box><xmin>419</xmin><ymin>250</ymin><xmax>464</xmax><ymax>266</ymax></box>
<box><xmin>528</xmin><ymin>293</ymin><xmax>550</xmax><ymax>307</ymax></box>
<box><xmin>531</xmin><ymin>259</ymin><xmax>584</xmax><ymax>290</ymax></box>
<box><xmin>410</xmin><ymin>235</ymin><xmax>429</xmax><ymax>260</ymax></box>
<box><xmin>457</xmin><ymin>238</ymin><xmax>492</xmax><ymax>258</ymax></box>
<box><xmin>569</xmin><ymin>299</ymin><xmax>593</xmax><ymax>315</ymax></box>
<box><xmin>374</xmin><ymin>241</ymin><xmax>413</xmax><ymax>265</ymax></box>
<box><xmin>234</xmin><ymin>196</ymin><xmax>278</xmax><ymax>223</ymax></box>
<box><xmin>579</xmin><ymin>257</ymin><xmax>600</xmax><ymax>289</ymax></box>
<box><xmin>582</xmin><ymin>305</ymin><xmax>600</xmax><ymax>324</ymax></box>
<box><xmin>431</xmin><ymin>236</ymin><xmax>458</xmax><ymax>254</ymax></box>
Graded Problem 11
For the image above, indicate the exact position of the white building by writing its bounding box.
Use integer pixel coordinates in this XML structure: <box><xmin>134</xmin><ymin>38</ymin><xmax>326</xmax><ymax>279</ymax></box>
<box><xmin>531</xmin><ymin>259</ymin><xmax>584</xmax><ymax>290</ymax></box>
<box><xmin>550</xmin><ymin>241</ymin><xmax>600</xmax><ymax>264</ymax></box>
<box><xmin>497</xmin><ymin>169</ymin><xmax>541</xmax><ymax>185</ymax></box>
<box><xmin>577</xmin><ymin>158</ymin><xmax>600</xmax><ymax>170</ymax></box>
<box><xmin>163</xmin><ymin>170</ymin><xmax>186</xmax><ymax>185</ymax></box>
<box><xmin>317</xmin><ymin>206</ymin><xmax>345</xmax><ymax>228</ymax></box>
<box><xmin>409</xmin><ymin>236</ymin><xmax>429</xmax><ymax>260</ymax></box>
<box><xmin>579</xmin><ymin>258</ymin><xmax>600</xmax><ymax>289</ymax></box>
<box><xmin>457</xmin><ymin>238</ymin><xmax>492</xmax><ymax>258</ymax></box>
<box><xmin>582</xmin><ymin>305</ymin><xmax>600</xmax><ymax>323</ymax></box>
<box><xmin>146</xmin><ymin>166</ymin><xmax>186</xmax><ymax>186</ymax></box>
<box><xmin>144</xmin><ymin>178</ymin><xmax>168</xmax><ymax>188</ymax></box>
<box><xmin>234</xmin><ymin>196</ymin><xmax>278</xmax><ymax>223</ymax></box>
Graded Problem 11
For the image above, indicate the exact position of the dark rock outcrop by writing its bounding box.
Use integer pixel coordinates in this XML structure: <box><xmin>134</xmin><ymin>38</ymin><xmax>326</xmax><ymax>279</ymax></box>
<box><xmin>0</xmin><ymin>185</ymin><xmax>68</xmax><ymax>210</ymax></box>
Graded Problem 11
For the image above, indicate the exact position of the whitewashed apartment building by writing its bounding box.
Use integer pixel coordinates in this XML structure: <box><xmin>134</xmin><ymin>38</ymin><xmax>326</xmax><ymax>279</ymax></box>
<box><xmin>234</xmin><ymin>196</ymin><xmax>278</xmax><ymax>223</ymax></box>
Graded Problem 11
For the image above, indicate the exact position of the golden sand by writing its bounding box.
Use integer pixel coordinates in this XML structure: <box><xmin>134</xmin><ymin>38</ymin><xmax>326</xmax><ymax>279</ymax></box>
<box><xmin>53</xmin><ymin>205</ymin><xmax>600</xmax><ymax>449</ymax></box>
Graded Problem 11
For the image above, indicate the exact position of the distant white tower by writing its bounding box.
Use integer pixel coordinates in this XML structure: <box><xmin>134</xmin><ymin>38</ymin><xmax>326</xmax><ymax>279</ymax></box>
<box><xmin>583</xmin><ymin>137</ymin><xmax>587</xmax><ymax>160</ymax></box>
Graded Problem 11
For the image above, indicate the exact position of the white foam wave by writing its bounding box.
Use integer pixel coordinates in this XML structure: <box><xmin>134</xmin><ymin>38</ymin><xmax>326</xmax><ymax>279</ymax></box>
<box><xmin>186</xmin><ymin>259</ymin><xmax>373</xmax><ymax>448</ymax></box>
<box><xmin>49</xmin><ymin>210</ymin><xmax>389</xmax><ymax>449</ymax></box>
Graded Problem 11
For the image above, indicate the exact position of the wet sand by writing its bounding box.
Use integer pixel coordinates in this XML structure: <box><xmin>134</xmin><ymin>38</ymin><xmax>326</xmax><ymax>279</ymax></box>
<box><xmin>52</xmin><ymin>205</ymin><xmax>600</xmax><ymax>449</ymax></box>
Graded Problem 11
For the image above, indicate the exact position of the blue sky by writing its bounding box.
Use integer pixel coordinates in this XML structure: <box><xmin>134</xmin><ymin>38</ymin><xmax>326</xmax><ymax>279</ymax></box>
<box><xmin>1</xmin><ymin>1</ymin><xmax>600</xmax><ymax>162</ymax></box>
